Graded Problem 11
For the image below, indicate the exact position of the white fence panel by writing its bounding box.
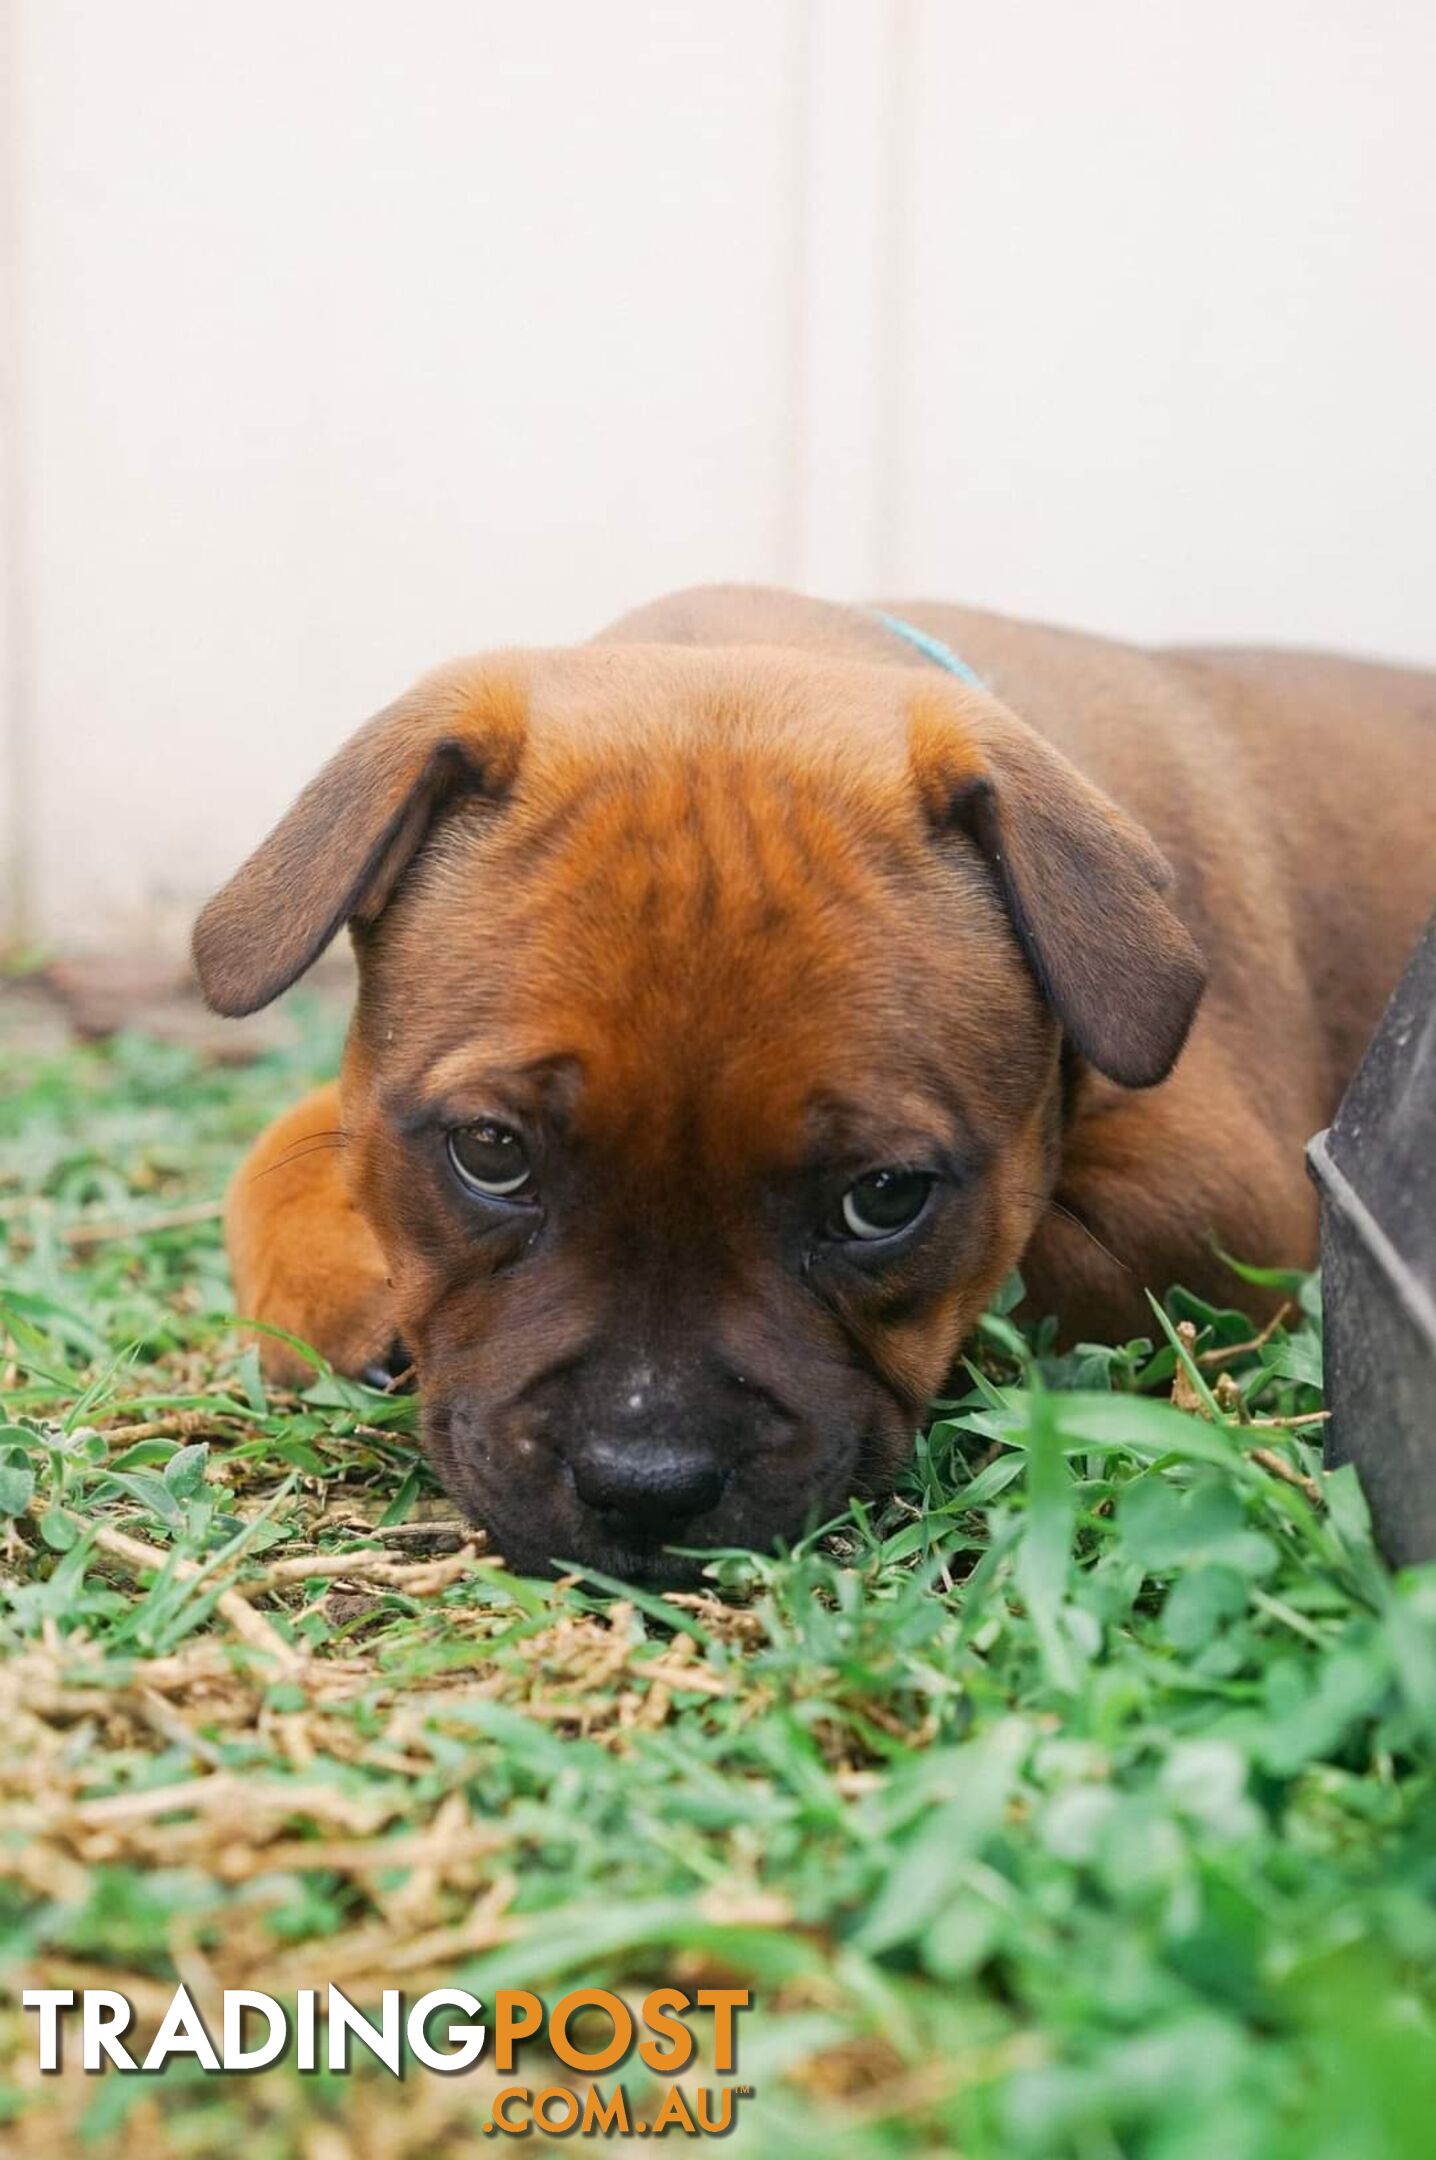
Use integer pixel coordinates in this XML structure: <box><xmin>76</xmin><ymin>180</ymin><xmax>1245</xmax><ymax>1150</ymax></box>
<box><xmin>3</xmin><ymin>2</ymin><xmax>1434</xmax><ymax>947</ymax></box>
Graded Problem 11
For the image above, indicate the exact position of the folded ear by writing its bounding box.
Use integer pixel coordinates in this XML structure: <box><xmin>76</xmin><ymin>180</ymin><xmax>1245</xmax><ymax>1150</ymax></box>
<box><xmin>909</xmin><ymin>688</ymin><xmax>1206</xmax><ymax>1088</ymax></box>
<box><xmin>193</xmin><ymin>661</ymin><xmax>527</xmax><ymax>1016</ymax></box>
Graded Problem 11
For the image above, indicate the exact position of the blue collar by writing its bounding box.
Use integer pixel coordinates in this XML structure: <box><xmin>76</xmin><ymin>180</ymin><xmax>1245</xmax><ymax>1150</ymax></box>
<box><xmin>870</xmin><ymin>608</ymin><xmax>985</xmax><ymax>690</ymax></box>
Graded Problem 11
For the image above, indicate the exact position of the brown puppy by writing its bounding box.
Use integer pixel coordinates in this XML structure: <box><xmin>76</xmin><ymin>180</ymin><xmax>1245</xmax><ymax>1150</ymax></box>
<box><xmin>194</xmin><ymin>587</ymin><xmax>1436</xmax><ymax>1579</ymax></box>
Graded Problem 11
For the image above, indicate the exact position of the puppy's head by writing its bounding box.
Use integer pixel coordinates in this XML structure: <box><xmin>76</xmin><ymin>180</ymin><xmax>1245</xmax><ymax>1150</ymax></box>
<box><xmin>195</xmin><ymin>646</ymin><xmax>1203</xmax><ymax>1579</ymax></box>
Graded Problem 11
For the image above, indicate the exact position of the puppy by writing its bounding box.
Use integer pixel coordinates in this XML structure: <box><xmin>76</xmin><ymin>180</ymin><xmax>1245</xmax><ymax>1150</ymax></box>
<box><xmin>194</xmin><ymin>586</ymin><xmax>1436</xmax><ymax>1578</ymax></box>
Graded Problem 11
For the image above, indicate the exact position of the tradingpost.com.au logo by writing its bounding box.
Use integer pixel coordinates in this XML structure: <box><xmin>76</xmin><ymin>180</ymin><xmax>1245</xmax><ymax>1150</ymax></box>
<box><xmin>22</xmin><ymin>1983</ymin><xmax>753</xmax><ymax>2137</ymax></box>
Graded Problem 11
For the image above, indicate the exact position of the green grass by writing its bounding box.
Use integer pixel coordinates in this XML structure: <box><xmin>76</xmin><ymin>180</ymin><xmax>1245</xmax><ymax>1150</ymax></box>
<box><xmin>1</xmin><ymin>1010</ymin><xmax>1433</xmax><ymax>2158</ymax></box>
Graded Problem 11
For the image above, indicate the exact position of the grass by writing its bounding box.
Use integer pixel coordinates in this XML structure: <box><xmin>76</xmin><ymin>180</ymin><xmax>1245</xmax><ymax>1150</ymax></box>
<box><xmin>1</xmin><ymin>1004</ymin><xmax>1433</xmax><ymax>2158</ymax></box>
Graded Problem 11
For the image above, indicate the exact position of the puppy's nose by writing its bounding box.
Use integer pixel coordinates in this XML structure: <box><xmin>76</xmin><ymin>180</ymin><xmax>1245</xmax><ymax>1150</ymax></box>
<box><xmin>571</xmin><ymin>1440</ymin><xmax>727</xmax><ymax>1539</ymax></box>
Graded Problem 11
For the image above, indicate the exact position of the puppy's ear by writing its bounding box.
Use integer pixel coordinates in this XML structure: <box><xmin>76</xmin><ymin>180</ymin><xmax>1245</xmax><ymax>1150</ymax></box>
<box><xmin>910</xmin><ymin>689</ymin><xmax>1206</xmax><ymax>1087</ymax></box>
<box><xmin>193</xmin><ymin>662</ymin><xmax>527</xmax><ymax>1016</ymax></box>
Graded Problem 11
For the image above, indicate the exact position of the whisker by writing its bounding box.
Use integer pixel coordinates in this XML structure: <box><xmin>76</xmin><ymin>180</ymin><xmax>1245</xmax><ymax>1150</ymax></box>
<box><xmin>250</xmin><ymin>1131</ymin><xmax>352</xmax><ymax>1182</ymax></box>
<box><xmin>1020</xmin><ymin>1189</ymin><xmax>1133</xmax><ymax>1276</ymax></box>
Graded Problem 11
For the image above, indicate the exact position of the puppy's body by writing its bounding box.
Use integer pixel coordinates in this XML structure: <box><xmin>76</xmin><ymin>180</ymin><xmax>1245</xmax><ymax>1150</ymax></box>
<box><xmin>203</xmin><ymin>588</ymin><xmax>1435</xmax><ymax>1574</ymax></box>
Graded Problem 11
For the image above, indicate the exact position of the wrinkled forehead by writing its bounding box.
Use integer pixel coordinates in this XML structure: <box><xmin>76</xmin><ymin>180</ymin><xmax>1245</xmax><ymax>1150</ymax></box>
<box><xmin>353</xmin><ymin>659</ymin><xmax>1042</xmax><ymax>1165</ymax></box>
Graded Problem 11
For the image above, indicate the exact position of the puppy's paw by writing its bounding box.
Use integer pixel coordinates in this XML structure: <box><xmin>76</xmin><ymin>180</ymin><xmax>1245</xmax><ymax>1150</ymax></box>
<box><xmin>236</xmin><ymin>1265</ymin><xmax>400</xmax><ymax>1392</ymax></box>
<box><xmin>224</xmin><ymin>1082</ymin><xmax>401</xmax><ymax>1391</ymax></box>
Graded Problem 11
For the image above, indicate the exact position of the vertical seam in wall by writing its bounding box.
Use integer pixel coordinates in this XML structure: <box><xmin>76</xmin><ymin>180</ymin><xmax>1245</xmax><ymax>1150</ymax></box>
<box><xmin>872</xmin><ymin>0</ymin><xmax>914</xmax><ymax>595</ymax></box>
<box><xmin>0</xmin><ymin>0</ymin><xmax>33</xmax><ymax>943</ymax></box>
<box><xmin>778</xmin><ymin>0</ymin><xmax>814</xmax><ymax>589</ymax></box>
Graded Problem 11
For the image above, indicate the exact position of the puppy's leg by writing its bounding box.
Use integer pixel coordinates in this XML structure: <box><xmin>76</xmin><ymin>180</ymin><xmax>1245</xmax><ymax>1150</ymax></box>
<box><xmin>1021</xmin><ymin>1051</ymin><xmax>1321</xmax><ymax>1344</ymax></box>
<box><xmin>225</xmin><ymin>1081</ymin><xmax>398</xmax><ymax>1387</ymax></box>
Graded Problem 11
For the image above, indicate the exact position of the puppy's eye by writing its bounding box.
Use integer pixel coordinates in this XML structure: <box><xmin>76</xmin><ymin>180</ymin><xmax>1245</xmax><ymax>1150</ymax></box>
<box><xmin>447</xmin><ymin>1122</ymin><xmax>534</xmax><ymax>1200</ymax></box>
<box><xmin>839</xmin><ymin>1169</ymin><xmax>934</xmax><ymax>1241</ymax></box>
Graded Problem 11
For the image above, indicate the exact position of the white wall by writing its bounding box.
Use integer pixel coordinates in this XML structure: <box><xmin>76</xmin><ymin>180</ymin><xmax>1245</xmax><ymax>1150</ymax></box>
<box><xmin>3</xmin><ymin>0</ymin><xmax>1433</xmax><ymax>947</ymax></box>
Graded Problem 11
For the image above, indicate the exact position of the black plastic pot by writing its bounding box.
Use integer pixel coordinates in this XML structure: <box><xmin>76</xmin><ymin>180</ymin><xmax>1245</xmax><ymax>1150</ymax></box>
<box><xmin>1307</xmin><ymin>912</ymin><xmax>1436</xmax><ymax>1567</ymax></box>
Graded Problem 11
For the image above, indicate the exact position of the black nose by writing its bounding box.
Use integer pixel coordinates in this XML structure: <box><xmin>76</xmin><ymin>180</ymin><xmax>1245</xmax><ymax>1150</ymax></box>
<box><xmin>571</xmin><ymin>1440</ymin><xmax>727</xmax><ymax>1539</ymax></box>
